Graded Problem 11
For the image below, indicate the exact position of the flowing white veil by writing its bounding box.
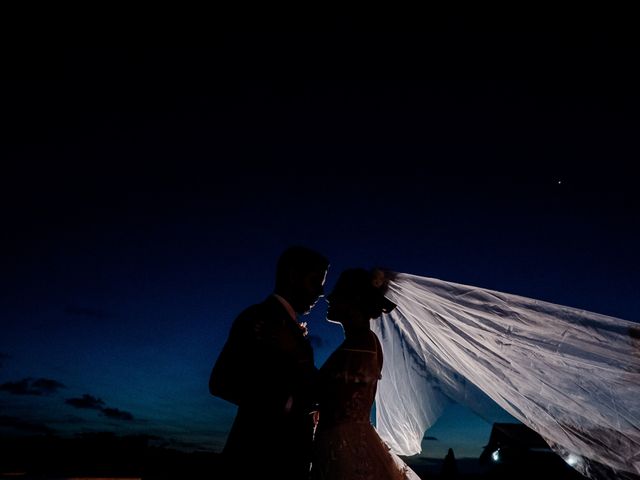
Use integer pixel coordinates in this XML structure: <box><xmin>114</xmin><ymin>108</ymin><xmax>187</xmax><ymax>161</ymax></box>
<box><xmin>372</xmin><ymin>272</ymin><xmax>640</xmax><ymax>480</ymax></box>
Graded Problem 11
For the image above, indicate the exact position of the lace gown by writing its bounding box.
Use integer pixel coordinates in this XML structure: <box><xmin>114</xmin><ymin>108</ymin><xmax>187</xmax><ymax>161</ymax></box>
<box><xmin>311</xmin><ymin>332</ymin><xmax>420</xmax><ymax>480</ymax></box>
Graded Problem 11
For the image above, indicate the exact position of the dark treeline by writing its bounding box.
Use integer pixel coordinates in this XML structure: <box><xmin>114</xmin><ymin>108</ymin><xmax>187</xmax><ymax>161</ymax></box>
<box><xmin>0</xmin><ymin>433</ymin><xmax>221</xmax><ymax>479</ymax></box>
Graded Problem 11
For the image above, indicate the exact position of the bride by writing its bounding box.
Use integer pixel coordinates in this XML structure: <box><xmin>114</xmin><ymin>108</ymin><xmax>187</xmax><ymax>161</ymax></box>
<box><xmin>311</xmin><ymin>268</ymin><xmax>421</xmax><ymax>480</ymax></box>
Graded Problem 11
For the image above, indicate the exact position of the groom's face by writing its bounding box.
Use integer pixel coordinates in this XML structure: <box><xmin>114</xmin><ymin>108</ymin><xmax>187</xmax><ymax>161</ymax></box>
<box><xmin>291</xmin><ymin>267</ymin><xmax>328</xmax><ymax>315</ymax></box>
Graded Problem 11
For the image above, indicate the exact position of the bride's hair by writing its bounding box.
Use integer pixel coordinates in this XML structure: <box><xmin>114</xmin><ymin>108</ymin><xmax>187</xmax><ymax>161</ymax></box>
<box><xmin>333</xmin><ymin>268</ymin><xmax>397</xmax><ymax>319</ymax></box>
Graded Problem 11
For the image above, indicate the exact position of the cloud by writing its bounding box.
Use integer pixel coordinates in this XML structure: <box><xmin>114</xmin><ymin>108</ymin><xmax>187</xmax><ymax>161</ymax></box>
<box><xmin>65</xmin><ymin>394</ymin><xmax>105</xmax><ymax>410</ymax></box>
<box><xmin>65</xmin><ymin>394</ymin><xmax>135</xmax><ymax>422</ymax></box>
<box><xmin>64</xmin><ymin>306</ymin><xmax>110</xmax><ymax>319</ymax></box>
<box><xmin>101</xmin><ymin>407</ymin><xmax>135</xmax><ymax>421</ymax></box>
<box><xmin>0</xmin><ymin>377</ymin><xmax>66</xmax><ymax>396</ymax></box>
<box><xmin>32</xmin><ymin>378</ymin><xmax>67</xmax><ymax>394</ymax></box>
<box><xmin>0</xmin><ymin>415</ymin><xmax>55</xmax><ymax>434</ymax></box>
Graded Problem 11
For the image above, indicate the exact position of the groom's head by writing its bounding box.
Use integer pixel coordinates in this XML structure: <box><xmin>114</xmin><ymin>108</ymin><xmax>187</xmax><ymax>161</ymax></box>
<box><xmin>275</xmin><ymin>246</ymin><xmax>329</xmax><ymax>315</ymax></box>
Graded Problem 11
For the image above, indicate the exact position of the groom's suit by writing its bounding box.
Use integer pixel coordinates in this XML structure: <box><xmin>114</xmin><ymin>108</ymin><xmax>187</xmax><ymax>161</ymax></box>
<box><xmin>210</xmin><ymin>295</ymin><xmax>318</xmax><ymax>479</ymax></box>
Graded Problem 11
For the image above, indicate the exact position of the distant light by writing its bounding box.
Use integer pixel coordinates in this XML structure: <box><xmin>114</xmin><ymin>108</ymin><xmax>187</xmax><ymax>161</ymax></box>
<box><xmin>557</xmin><ymin>179</ymin><xmax>563</xmax><ymax>185</ymax></box>
<box><xmin>565</xmin><ymin>453</ymin><xmax>581</xmax><ymax>467</ymax></box>
<box><xmin>491</xmin><ymin>449</ymin><xmax>500</xmax><ymax>462</ymax></box>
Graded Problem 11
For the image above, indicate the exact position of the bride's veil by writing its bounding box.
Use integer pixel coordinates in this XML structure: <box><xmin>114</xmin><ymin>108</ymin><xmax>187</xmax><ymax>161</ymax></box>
<box><xmin>372</xmin><ymin>272</ymin><xmax>640</xmax><ymax>480</ymax></box>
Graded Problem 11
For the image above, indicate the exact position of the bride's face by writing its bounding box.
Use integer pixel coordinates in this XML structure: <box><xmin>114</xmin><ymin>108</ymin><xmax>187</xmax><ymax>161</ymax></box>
<box><xmin>325</xmin><ymin>290</ymin><xmax>358</xmax><ymax>325</ymax></box>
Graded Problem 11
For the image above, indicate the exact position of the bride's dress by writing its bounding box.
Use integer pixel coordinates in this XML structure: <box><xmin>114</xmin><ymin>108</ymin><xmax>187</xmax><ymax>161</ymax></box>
<box><xmin>311</xmin><ymin>332</ymin><xmax>420</xmax><ymax>480</ymax></box>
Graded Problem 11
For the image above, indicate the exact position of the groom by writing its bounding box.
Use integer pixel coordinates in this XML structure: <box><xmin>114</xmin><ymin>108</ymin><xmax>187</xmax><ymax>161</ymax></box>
<box><xmin>209</xmin><ymin>245</ymin><xmax>329</xmax><ymax>479</ymax></box>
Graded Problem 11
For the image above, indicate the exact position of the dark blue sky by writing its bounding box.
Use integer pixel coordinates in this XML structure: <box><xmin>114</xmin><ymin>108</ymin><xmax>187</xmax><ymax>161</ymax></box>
<box><xmin>2</xmin><ymin>15</ymin><xmax>639</xmax><ymax>461</ymax></box>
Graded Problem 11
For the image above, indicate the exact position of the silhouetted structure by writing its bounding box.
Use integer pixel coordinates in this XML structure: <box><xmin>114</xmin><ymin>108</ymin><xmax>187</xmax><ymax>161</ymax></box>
<box><xmin>479</xmin><ymin>423</ymin><xmax>584</xmax><ymax>479</ymax></box>
<box><xmin>441</xmin><ymin>447</ymin><xmax>458</xmax><ymax>479</ymax></box>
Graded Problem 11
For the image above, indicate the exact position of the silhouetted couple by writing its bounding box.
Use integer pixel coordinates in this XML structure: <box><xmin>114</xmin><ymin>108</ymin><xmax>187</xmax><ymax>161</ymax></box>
<box><xmin>209</xmin><ymin>245</ymin><xmax>419</xmax><ymax>479</ymax></box>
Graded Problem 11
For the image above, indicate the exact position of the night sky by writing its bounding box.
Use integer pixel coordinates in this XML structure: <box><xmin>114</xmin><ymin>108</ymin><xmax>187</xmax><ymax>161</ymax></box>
<box><xmin>2</xmin><ymin>11</ymin><xmax>639</xmax><ymax>462</ymax></box>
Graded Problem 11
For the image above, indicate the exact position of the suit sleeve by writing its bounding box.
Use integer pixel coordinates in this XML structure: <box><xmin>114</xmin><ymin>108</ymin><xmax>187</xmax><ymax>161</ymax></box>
<box><xmin>210</xmin><ymin>306</ymin><xmax>316</xmax><ymax>413</ymax></box>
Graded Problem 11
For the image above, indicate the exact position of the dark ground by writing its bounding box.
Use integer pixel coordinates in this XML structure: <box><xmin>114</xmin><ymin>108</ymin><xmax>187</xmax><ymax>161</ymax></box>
<box><xmin>0</xmin><ymin>434</ymin><xmax>592</xmax><ymax>480</ymax></box>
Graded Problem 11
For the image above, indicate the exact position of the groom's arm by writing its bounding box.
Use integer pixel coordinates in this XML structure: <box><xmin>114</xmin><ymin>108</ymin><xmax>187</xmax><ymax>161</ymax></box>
<box><xmin>210</xmin><ymin>305</ymin><xmax>303</xmax><ymax>413</ymax></box>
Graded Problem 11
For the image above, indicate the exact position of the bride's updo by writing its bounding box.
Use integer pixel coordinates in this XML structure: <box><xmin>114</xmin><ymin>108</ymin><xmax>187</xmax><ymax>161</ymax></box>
<box><xmin>331</xmin><ymin>268</ymin><xmax>397</xmax><ymax>319</ymax></box>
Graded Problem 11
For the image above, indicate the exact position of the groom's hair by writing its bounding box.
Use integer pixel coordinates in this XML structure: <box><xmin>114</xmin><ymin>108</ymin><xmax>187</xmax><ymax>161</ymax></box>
<box><xmin>275</xmin><ymin>245</ymin><xmax>329</xmax><ymax>286</ymax></box>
